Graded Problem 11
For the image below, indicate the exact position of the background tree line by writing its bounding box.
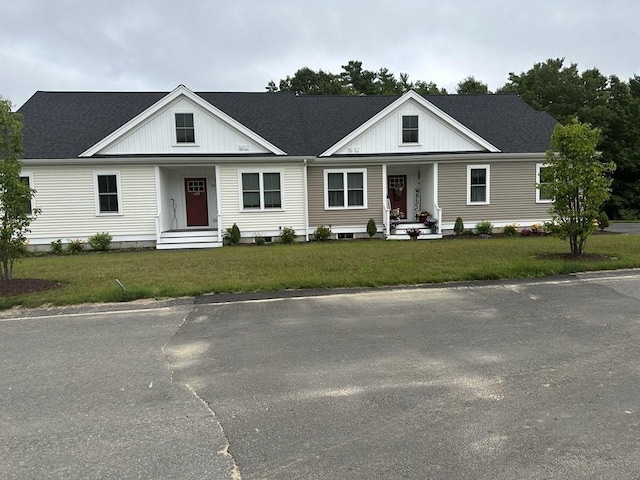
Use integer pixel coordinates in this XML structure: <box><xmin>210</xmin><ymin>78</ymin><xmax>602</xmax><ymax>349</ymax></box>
<box><xmin>267</xmin><ymin>59</ymin><xmax>640</xmax><ymax>219</ymax></box>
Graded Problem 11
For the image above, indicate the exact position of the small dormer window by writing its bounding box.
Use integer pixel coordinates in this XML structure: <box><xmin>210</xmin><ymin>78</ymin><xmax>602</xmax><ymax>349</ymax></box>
<box><xmin>402</xmin><ymin>115</ymin><xmax>419</xmax><ymax>143</ymax></box>
<box><xmin>175</xmin><ymin>113</ymin><xmax>195</xmax><ymax>143</ymax></box>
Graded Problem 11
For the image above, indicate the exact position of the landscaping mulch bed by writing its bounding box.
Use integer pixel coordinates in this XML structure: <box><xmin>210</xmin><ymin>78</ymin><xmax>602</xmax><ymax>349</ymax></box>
<box><xmin>0</xmin><ymin>278</ymin><xmax>62</xmax><ymax>297</ymax></box>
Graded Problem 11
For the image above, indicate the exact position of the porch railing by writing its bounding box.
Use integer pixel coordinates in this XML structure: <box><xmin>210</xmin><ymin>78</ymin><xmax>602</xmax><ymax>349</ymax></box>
<box><xmin>384</xmin><ymin>198</ymin><xmax>392</xmax><ymax>236</ymax></box>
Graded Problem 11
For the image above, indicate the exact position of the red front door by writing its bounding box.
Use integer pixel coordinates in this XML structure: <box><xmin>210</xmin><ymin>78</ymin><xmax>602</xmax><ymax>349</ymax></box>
<box><xmin>185</xmin><ymin>178</ymin><xmax>208</xmax><ymax>227</ymax></box>
<box><xmin>388</xmin><ymin>175</ymin><xmax>407</xmax><ymax>219</ymax></box>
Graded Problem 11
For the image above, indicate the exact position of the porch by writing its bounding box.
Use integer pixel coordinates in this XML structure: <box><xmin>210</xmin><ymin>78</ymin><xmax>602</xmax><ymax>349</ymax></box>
<box><xmin>155</xmin><ymin>166</ymin><xmax>223</xmax><ymax>249</ymax></box>
<box><xmin>384</xmin><ymin>163</ymin><xmax>442</xmax><ymax>240</ymax></box>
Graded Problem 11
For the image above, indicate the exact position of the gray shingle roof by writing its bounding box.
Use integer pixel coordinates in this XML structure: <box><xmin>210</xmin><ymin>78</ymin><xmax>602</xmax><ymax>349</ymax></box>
<box><xmin>17</xmin><ymin>90</ymin><xmax>556</xmax><ymax>159</ymax></box>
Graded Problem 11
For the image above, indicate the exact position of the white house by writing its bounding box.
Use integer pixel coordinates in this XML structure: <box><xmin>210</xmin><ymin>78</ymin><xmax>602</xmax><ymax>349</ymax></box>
<box><xmin>17</xmin><ymin>85</ymin><xmax>556</xmax><ymax>248</ymax></box>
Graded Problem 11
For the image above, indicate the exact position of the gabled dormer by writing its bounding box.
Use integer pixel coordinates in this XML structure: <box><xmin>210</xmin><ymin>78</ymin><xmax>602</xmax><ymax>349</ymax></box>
<box><xmin>321</xmin><ymin>90</ymin><xmax>500</xmax><ymax>156</ymax></box>
<box><xmin>80</xmin><ymin>85</ymin><xmax>286</xmax><ymax>157</ymax></box>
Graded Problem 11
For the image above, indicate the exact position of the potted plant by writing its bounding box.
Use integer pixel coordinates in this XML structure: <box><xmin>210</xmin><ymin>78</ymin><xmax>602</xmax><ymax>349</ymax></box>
<box><xmin>417</xmin><ymin>210</ymin><xmax>431</xmax><ymax>223</ymax></box>
<box><xmin>406</xmin><ymin>227</ymin><xmax>421</xmax><ymax>240</ymax></box>
<box><xmin>423</xmin><ymin>216</ymin><xmax>438</xmax><ymax>233</ymax></box>
<box><xmin>390</xmin><ymin>208</ymin><xmax>404</xmax><ymax>232</ymax></box>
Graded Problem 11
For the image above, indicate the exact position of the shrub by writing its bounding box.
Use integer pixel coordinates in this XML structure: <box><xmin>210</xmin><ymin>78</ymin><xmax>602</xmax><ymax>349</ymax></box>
<box><xmin>314</xmin><ymin>225</ymin><xmax>332</xmax><ymax>241</ymax></box>
<box><xmin>366</xmin><ymin>218</ymin><xmax>377</xmax><ymax>238</ymax></box>
<box><xmin>530</xmin><ymin>223</ymin><xmax>546</xmax><ymax>235</ymax></box>
<box><xmin>66</xmin><ymin>239</ymin><xmax>85</xmax><ymax>255</ymax></box>
<box><xmin>88</xmin><ymin>232</ymin><xmax>112</xmax><ymax>251</ymax></box>
<box><xmin>474</xmin><ymin>220</ymin><xmax>493</xmax><ymax>236</ymax></box>
<box><xmin>454</xmin><ymin>217</ymin><xmax>465</xmax><ymax>236</ymax></box>
<box><xmin>226</xmin><ymin>223</ymin><xmax>241</xmax><ymax>245</ymax></box>
<box><xmin>280</xmin><ymin>226</ymin><xmax>296</xmax><ymax>244</ymax></box>
<box><xmin>502</xmin><ymin>224</ymin><xmax>518</xmax><ymax>237</ymax></box>
<box><xmin>50</xmin><ymin>239</ymin><xmax>63</xmax><ymax>254</ymax></box>
<box><xmin>597</xmin><ymin>212</ymin><xmax>609</xmax><ymax>231</ymax></box>
<box><xmin>254</xmin><ymin>235</ymin><xmax>266</xmax><ymax>246</ymax></box>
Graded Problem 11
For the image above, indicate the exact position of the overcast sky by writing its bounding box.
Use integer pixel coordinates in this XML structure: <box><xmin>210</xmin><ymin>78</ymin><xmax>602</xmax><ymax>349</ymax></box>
<box><xmin>2</xmin><ymin>0</ymin><xmax>639</xmax><ymax>109</ymax></box>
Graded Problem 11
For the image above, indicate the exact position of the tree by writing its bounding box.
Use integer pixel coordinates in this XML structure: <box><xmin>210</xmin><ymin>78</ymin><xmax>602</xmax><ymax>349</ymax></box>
<box><xmin>456</xmin><ymin>76</ymin><xmax>490</xmax><ymax>94</ymax></box>
<box><xmin>544</xmin><ymin>119</ymin><xmax>615</xmax><ymax>256</ymax></box>
<box><xmin>266</xmin><ymin>61</ymin><xmax>448</xmax><ymax>96</ymax></box>
<box><xmin>413</xmin><ymin>80</ymin><xmax>448</xmax><ymax>95</ymax></box>
<box><xmin>0</xmin><ymin>98</ymin><xmax>38</xmax><ymax>279</ymax></box>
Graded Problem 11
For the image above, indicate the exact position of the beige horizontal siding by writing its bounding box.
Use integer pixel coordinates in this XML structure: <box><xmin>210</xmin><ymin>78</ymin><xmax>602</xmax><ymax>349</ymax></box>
<box><xmin>308</xmin><ymin>165</ymin><xmax>384</xmax><ymax>227</ymax></box>
<box><xmin>438</xmin><ymin>160</ymin><xmax>552</xmax><ymax>224</ymax></box>
<box><xmin>218</xmin><ymin>163</ymin><xmax>306</xmax><ymax>233</ymax></box>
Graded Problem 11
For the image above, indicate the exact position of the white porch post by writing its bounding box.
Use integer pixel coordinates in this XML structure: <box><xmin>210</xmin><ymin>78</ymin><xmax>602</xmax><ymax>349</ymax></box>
<box><xmin>215</xmin><ymin>165</ymin><xmax>223</xmax><ymax>242</ymax></box>
<box><xmin>382</xmin><ymin>163</ymin><xmax>390</xmax><ymax>236</ymax></box>
<box><xmin>433</xmin><ymin>162</ymin><xmax>441</xmax><ymax>233</ymax></box>
<box><xmin>154</xmin><ymin>166</ymin><xmax>162</xmax><ymax>242</ymax></box>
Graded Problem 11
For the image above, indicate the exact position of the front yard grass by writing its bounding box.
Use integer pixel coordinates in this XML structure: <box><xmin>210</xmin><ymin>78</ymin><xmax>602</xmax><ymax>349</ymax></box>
<box><xmin>3</xmin><ymin>234</ymin><xmax>640</xmax><ymax>309</ymax></box>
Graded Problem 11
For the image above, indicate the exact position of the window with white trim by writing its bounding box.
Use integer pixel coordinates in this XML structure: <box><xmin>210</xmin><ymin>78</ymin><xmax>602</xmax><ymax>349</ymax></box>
<box><xmin>175</xmin><ymin>113</ymin><xmax>195</xmax><ymax>143</ymax></box>
<box><xmin>20</xmin><ymin>174</ymin><xmax>34</xmax><ymax>214</ymax></box>
<box><xmin>95</xmin><ymin>172</ymin><xmax>122</xmax><ymax>214</ymax></box>
<box><xmin>402</xmin><ymin>115</ymin><xmax>419</xmax><ymax>143</ymax></box>
<box><xmin>536</xmin><ymin>163</ymin><xmax>553</xmax><ymax>203</ymax></box>
<box><xmin>240</xmin><ymin>171</ymin><xmax>282</xmax><ymax>210</ymax></box>
<box><xmin>324</xmin><ymin>169</ymin><xmax>367</xmax><ymax>209</ymax></box>
<box><xmin>467</xmin><ymin>165</ymin><xmax>490</xmax><ymax>204</ymax></box>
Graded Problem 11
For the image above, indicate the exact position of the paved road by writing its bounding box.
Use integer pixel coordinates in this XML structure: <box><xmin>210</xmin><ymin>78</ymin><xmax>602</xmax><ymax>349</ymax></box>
<box><xmin>2</xmin><ymin>272</ymin><xmax>640</xmax><ymax>479</ymax></box>
<box><xmin>606</xmin><ymin>222</ymin><xmax>640</xmax><ymax>234</ymax></box>
<box><xmin>0</xmin><ymin>301</ymin><xmax>237</xmax><ymax>480</ymax></box>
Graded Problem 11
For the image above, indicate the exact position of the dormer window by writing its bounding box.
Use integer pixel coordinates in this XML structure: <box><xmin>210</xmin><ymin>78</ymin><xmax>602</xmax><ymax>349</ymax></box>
<box><xmin>175</xmin><ymin>113</ymin><xmax>195</xmax><ymax>143</ymax></box>
<box><xmin>402</xmin><ymin>115</ymin><xmax>419</xmax><ymax>143</ymax></box>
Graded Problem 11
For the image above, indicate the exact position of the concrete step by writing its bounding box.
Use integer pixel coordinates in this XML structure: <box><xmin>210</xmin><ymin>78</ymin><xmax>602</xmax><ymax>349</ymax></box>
<box><xmin>156</xmin><ymin>241</ymin><xmax>223</xmax><ymax>250</ymax></box>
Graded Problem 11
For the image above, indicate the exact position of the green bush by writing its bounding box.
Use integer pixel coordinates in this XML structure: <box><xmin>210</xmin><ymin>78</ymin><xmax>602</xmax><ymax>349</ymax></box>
<box><xmin>254</xmin><ymin>236</ymin><xmax>266</xmax><ymax>246</ymax></box>
<box><xmin>280</xmin><ymin>226</ymin><xmax>296</xmax><ymax>244</ymax></box>
<box><xmin>50</xmin><ymin>239</ymin><xmax>63</xmax><ymax>254</ymax></box>
<box><xmin>314</xmin><ymin>225</ymin><xmax>332</xmax><ymax>241</ymax></box>
<box><xmin>454</xmin><ymin>217</ymin><xmax>465</xmax><ymax>236</ymax></box>
<box><xmin>598</xmin><ymin>212</ymin><xmax>610</xmax><ymax>231</ymax></box>
<box><xmin>502</xmin><ymin>224</ymin><xmax>518</xmax><ymax>237</ymax></box>
<box><xmin>366</xmin><ymin>218</ymin><xmax>377</xmax><ymax>238</ymax></box>
<box><xmin>88</xmin><ymin>232</ymin><xmax>112</xmax><ymax>251</ymax></box>
<box><xmin>66</xmin><ymin>239</ymin><xmax>85</xmax><ymax>255</ymax></box>
<box><xmin>474</xmin><ymin>220</ymin><xmax>493</xmax><ymax>236</ymax></box>
<box><xmin>226</xmin><ymin>223</ymin><xmax>241</xmax><ymax>245</ymax></box>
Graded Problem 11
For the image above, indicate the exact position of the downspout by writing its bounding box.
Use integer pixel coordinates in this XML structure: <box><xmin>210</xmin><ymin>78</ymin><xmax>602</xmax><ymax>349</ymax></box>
<box><xmin>303</xmin><ymin>159</ymin><xmax>309</xmax><ymax>241</ymax></box>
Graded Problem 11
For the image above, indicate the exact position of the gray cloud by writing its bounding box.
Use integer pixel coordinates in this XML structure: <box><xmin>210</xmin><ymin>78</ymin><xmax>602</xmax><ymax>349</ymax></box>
<box><xmin>2</xmin><ymin>0</ymin><xmax>639</xmax><ymax>109</ymax></box>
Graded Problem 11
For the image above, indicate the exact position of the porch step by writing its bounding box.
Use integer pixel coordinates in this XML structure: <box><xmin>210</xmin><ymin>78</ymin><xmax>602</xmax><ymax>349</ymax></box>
<box><xmin>157</xmin><ymin>230</ymin><xmax>222</xmax><ymax>249</ymax></box>
<box><xmin>388</xmin><ymin>222</ymin><xmax>442</xmax><ymax>240</ymax></box>
<box><xmin>387</xmin><ymin>233</ymin><xmax>442</xmax><ymax>241</ymax></box>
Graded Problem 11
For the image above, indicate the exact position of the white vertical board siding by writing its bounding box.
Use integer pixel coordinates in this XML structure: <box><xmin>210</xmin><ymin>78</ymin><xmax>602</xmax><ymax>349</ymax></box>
<box><xmin>218</xmin><ymin>163</ymin><xmax>306</xmax><ymax>234</ymax></box>
<box><xmin>102</xmin><ymin>98</ymin><xmax>271</xmax><ymax>156</ymax></box>
<box><xmin>26</xmin><ymin>165</ymin><xmax>158</xmax><ymax>241</ymax></box>
<box><xmin>335</xmin><ymin>100</ymin><xmax>484</xmax><ymax>155</ymax></box>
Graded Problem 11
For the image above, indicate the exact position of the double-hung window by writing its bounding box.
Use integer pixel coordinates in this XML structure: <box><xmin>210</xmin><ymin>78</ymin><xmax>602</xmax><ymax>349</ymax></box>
<box><xmin>536</xmin><ymin>163</ymin><xmax>553</xmax><ymax>203</ymax></box>
<box><xmin>324</xmin><ymin>169</ymin><xmax>367</xmax><ymax>209</ymax></box>
<box><xmin>95</xmin><ymin>172</ymin><xmax>121</xmax><ymax>214</ymax></box>
<box><xmin>241</xmin><ymin>171</ymin><xmax>282</xmax><ymax>210</ymax></box>
<box><xmin>402</xmin><ymin>115</ymin><xmax>419</xmax><ymax>143</ymax></box>
<box><xmin>19</xmin><ymin>174</ymin><xmax>34</xmax><ymax>215</ymax></box>
<box><xmin>467</xmin><ymin>165</ymin><xmax>490</xmax><ymax>204</ymax></box>
<box><xmin>175</xmin><ymin>113</ymin><xmax>195</xmax><ymax>143</ymax></box>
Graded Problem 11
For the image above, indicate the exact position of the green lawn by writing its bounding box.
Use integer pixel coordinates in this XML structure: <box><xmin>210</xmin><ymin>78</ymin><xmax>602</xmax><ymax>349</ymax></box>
<box><xmin>3</xmin><ymin>234</ymin><xmax>640</xmax><ymax>309</ymax></box>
